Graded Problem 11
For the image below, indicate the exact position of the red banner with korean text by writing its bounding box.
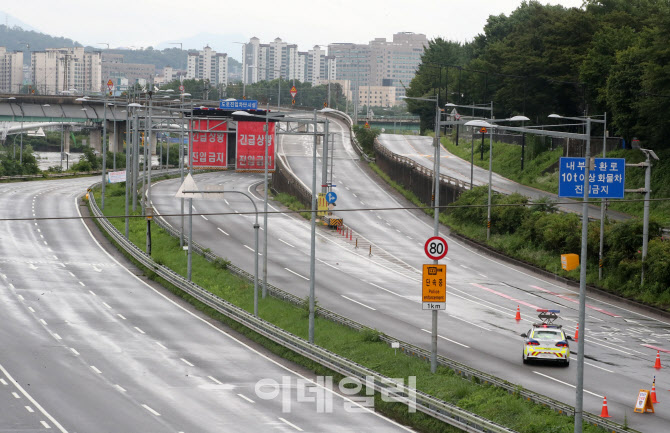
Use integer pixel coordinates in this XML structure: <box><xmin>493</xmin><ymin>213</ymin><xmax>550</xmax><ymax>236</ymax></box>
<box><xmin>235</xmin><ymin>121</ymin><xmax>276</xmax><ymax>172</ymax></box>
<box><xmin>189</xmin><ymin>119</ymin><xmax>228</xmax><ymax>169</ymax></box>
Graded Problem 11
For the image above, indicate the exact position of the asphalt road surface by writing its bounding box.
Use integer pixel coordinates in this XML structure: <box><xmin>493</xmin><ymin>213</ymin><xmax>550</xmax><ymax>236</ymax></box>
<box><xmin>150</xmin><ymin>116</ymin><xmax>668</xmax><ymax>433</ymax></box>
<box><xmin>0</xmin><ymin>177</ymin><xmax>413</xmax><ymax>432</ymax></box>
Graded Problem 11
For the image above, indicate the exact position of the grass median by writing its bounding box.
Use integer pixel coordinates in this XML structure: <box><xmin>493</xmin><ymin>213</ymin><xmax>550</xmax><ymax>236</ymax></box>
<box><xmin>90</xmin><ymin>181</ymin><xmax>611</xmax><ymax>433</ymax></box>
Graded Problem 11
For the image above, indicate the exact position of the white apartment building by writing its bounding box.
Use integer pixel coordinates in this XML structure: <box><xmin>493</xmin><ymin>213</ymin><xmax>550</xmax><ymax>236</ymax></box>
<box><xmin>242</xmin><ymin>38</ymin><xmax>334</xmax><ymax>86</ymax></box>
<box><xmin>357</xmin><ymin>85</ymin><xmax>397</xmax><ymax>108</ymax></box>
<box><xmin>186</xmin><ymin>46</ymin><xmax>228</xmax><ymax>86</ymax></box>
<box><xmin>31</xmin><ymin>47</ymin><xmax>101</xmax><ymax>95</ymax></box>
<box><xmin>0</xmin><ymin>47</ymin><xmax>23</xmax><ymax>94</ymax></box>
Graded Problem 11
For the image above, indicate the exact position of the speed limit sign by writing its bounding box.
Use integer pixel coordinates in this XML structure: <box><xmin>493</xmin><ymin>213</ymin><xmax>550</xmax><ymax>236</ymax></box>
<box><xmin>425</xmin><ymin>236</ymin><xmax>448</xmax><ymax>260</ymax></box>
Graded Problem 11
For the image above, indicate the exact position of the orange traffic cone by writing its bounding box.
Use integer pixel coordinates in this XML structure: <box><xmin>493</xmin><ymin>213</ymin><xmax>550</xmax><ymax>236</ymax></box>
<box><xmin>574</xmin><ymin>324</ymin><xmax>579</xmax><ymax>341</ymax></box>
<box><xmin>600</xmin><ymin>396</ymin><xmax>611</xmax><ymax>418</ymax></box>
<box><xmin>651</xmin><ymin>379</ymin><xmax>659</xmax><ymax>404</ymax></box>
<box><xmin>515</xmin><ymin>305</ymin><xmax>521</xmax><ymax>321</ymax></box>
<box><xmin>655</xmin><ymin>351</ymin><xmax>662</xmax><ymax>369</ymax></box>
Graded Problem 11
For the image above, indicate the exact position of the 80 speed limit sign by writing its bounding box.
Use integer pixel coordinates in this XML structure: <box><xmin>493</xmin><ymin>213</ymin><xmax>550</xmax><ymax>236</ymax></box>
<box><xmin>424</xmin><ymin>236</ymin><xmax>448</xmax><ymax>260</ymax></box>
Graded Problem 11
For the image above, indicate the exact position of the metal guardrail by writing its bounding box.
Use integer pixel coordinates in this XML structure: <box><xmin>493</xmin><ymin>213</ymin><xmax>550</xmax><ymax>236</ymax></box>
<box><xmin>89</xmin><ymin>188</ymin><xmax>521</xmax><ymax>433</ymax></box>
<box><xmin>324</xmin><ymin>109</ymin><xmax>374</xmax><ymax>163</ymax></box>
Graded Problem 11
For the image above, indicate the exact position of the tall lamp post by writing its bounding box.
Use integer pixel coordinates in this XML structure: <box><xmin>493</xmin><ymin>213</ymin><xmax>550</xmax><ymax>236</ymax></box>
<box><xmin>401</xmin><ymin>95</ymin><xmax>441</xmax><ymax>373</ymax></box>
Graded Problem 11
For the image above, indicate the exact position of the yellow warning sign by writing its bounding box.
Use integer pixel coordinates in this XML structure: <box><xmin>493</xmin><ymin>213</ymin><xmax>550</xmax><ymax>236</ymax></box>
<box><xmin>634</xmin><ymin>389</ymin><xmax>654</xmax><ymax>413</ymax></box>
<box><xmin>318</xmin><ymin>193</ymin><xmax>328</xmax><ymax>217</ymax></box>
<box><xmin>422</xmin><ymin>264</ymin><xmax>446</xmax><ymax>310</ymax></box>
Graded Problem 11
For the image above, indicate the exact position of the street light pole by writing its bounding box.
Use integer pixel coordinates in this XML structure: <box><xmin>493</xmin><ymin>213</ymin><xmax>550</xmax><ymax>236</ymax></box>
<box><xmin>309</xmin><ymin>110</ymin><xmax>318</xmax><ymax>344</ymax></box>
<box><xmin>101</xmin><ymin>92</ymin><xmax>108</xmax><ymax>210</ymax></box>
<box><xmin>599</xmin><ymin>113</ymin><xmax>607</xmax><ymax>281</ymax></box>
<box><xmin>263</xmin><ymin>104</ymin><xmax>270</xmax><ymax>299</ymax></box>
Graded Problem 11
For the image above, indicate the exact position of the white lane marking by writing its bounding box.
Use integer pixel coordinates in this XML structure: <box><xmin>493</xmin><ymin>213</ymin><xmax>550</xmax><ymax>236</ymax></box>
<box><xmin>317</xmin><ymin>258</ymin><xmax>338</xmax><ymax>269</ymax></box>
<box><xmin>217</xmin><ymin>228</ymin><xmax>229</xmax><ymax>236</ymax></box>
<box><xmin>25</xmin><ymin>405</ymin><xmax>34</xmax><ymax>412</ymax></box>
<box><xmin>40</xmin><ymin>235</ymin><xmax>44</xmax><ymax>239</ymax></box>
<box><xmin>341</xmin><ymin>295</ymin><xmax>376</xmax><ymax>310</ymax></box>
<box><xmin>52</xmin><ymin>333</ymin><xmax>62</xmax><ymax>340</ymax></box>
<box><xmin>134</xmin><ymin>327</ymin><xmax>145</xmax><ymax>334</ymax></box>
<box><xmin>115</xmin><ymin>384</ymin><xmax>126</xmax><ymax>393</ymax></box>
<box><xmin>237</xmin><ymin>393</ymin><xmax>255</xmax><ymax>403</ymax></box>
<box><xmin>285</xmin><ymin>268</ymin><xmax>309</xmax><ymax>280</ymax></box>
<box><xmin>28</xmin><ymin>307</ymin><xmax>35</xmax><ymax>313</ymax></box>
<box><xmin>345</xmin><ymin>186</ymin><xmax>350</xmax><ymax>190</ymax></box>
<box><xmin>39</xmin><ymin>319</ymin><xmax>47</xmax><ymax>326</ymax></box>
<box><xmin>68</xmin><ymin>272</ymin><xmax>75</xmax><ymax>277</ymax></box>
<box><xmin>377</xmin><ymin>215</ymin><xmax>382</xmax><ymax>219</ymax></box>
<box><xmin>201</xmin><ymin>215</ymin><xmax>209</xmax><ymax>221</ymax></box>
<box><xmin>88</xmin><ymin>290</ymin><xmax>97</xmax><ymax>296</ymax></box>
<box><xmin>368</xmin><ymin>282</ymin><xmax>404</xmax><ymax>298</ymax></box>
<box><xmin>117</xmin><ymin>314</ymin><xmax>126</xmax><ymax>320</ymax></box>
<box><xmin>533</xmin><ymin>371</ymin><xmax>603</xmax><ymax>398</ymax></box>
<box><xmin>279</xmin><ymin>239</ymin><xmax>295</xmax><ymax>248</ymax></box>
<box><xmin>70</xmin><ymin>348</ymin><xmax>79</xmax><ymax>356</ymax></box>
<box><xmin>395</xmin><ymin>229</ymin><xmax>401</xmax><ymax>233</ymax></box>
<box><xmin>180</xmin><ymin>358</ymin><xmax>194</xmax><ymax>367</ymax></box>
<box><xmin>352</xmin><ymin>193</ymin><xmax>358</xmax><ymax>198</ymax></box>
<box><xmin>142</xmin><ymin>404</ymin><xmax>161</xmax><ymax>416</ymax></box>
<box><xmin>90</xmin><ymin>366</ymin><xmax>102</xmax><ymax>374</ymax></box>
<box><xmin>460</xmin><ymin>265</ymin><xmax>469</xmax><ymax>269</ymax></box>
<box><xmin>102</xmin><ymin>302</ymin><xmax>112</xmax><ymax>309</ymax></box>
<box><xmin>585</xmin><ymin>362</ymin><xmax>614</xmax><ymax>373</ymax></box>
<box><xmin>243</xmin><ymin>245</ymin><xmax>258</xmax><ymax>253</ymax></box>
<box><xmin>448</xmin><ymin>314</ymin><xmax>492</xmax><ymax>331</ymax></box>
<box><xmin>0</xmin><ymin>378</ymin><xmax>7</xmax><ymax>385</ymax></box>
<box><xmin>278</xmin><ymin>417</ymin><xmax>303</xmax><ymax>431</ymax></box>
<box><xmin>76</xmin><ymin>199</ymin><xmax>414</xmax><ymax>433</ymax></box>
<box><xmin>43</xmin><ymin>241</ymin><xmax>48</xmax><ymax>246</ymax></box>
<box><xmin>479</xmin><ymin>273</ymin><xmax>487</xmax><ymax>278</ymax></box>
<box><xmin>52</xmin><ymin>255</ymin><xmax>58</xmax><ymax>260</ymax></box>
<box><xmin>78</xmin><ymin>281</ymin><xmax>85</xmax><ymax>287</ymax></box>
<box><xmin>12</xmin><ymin>391</ymin><xmax>20</xmax><ymax>398</ymax></box>
<box><xmin>420</xmin><ymin>329</ymin><xmax>469</xmax><ymax>348</ymax></box>
<box><xmin>40</xmin><ymin>420</ymin><xmax>51</xmax><ymax>429</ymax></box>
<box><xmin>208</xmin><ymin>376</ymin><xmax>223</xmax><ymax>385</ymax></box>
<box><xmin>17</xmin><ymin>295</ymin><xmax>23</xmax><ymax>301</ymax></box>
<box><xmin>156</xmin><ymin>342</ymin><xmax>167</xmax><ymax>350</ymax></box>
<box><xmin>224</xmin><ymin>199</ymin><xmax>229</xmax><ymax>205</ymax></box>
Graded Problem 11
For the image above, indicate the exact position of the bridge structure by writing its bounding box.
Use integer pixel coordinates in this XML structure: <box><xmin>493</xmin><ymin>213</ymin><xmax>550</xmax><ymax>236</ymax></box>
<box><xmin>0</xmin><ymin>94</ymin><xmax>135</xmax><ymax>154</ymax></box>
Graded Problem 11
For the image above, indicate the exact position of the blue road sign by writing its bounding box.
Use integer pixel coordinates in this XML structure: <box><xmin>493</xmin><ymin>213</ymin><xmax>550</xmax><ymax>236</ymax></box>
<box><xmin>219</xmin><ymin>99</ymin><xmax>258</xmax><ymax>110</ymax></box>
<box><xmin>558</xmin><ymin>157</ymin><xmax>625</xmax><ymax>199</ymax></box>
<box><xmin>326</xmin><ymin>191</ymin><xmax>337</xmax><ymax>203</ymax></box>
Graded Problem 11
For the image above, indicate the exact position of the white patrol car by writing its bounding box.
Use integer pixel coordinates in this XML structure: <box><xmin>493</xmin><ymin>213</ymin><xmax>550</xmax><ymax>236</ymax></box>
<box><xmin>521</xmin><ymin>309</ymin><xmax>572</xmax><ymax>366</ymax></box>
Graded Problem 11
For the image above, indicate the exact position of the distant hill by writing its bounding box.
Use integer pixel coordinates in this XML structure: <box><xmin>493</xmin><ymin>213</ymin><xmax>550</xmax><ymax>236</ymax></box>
<box><xmin>0</xmin><ymin>24</ymin><xmax>242</xmax><ymax>79</ymax></box>
<box><xmin>0</xmin><ymin>24</ymin><xmax>82</xmax><ymax>64</ymax></box>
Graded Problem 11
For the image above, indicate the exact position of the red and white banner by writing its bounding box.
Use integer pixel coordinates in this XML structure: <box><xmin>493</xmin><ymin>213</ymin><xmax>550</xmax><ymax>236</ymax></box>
<box><xmin>189</xmin><ymin>119</ymin><xmax>228</xmax><ymax>169</ymax></box>
<box><xmin>235</xmin><ymin>121</ymin><xmax>276</xmax><ymax>172</ymax></box>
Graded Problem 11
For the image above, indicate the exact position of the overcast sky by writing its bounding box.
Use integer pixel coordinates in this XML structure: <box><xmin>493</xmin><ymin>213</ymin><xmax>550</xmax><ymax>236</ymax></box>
<box><xmin>4</xmin><ymin>0</ymin><xmax>584</xmax><ymax>55</ymax></box>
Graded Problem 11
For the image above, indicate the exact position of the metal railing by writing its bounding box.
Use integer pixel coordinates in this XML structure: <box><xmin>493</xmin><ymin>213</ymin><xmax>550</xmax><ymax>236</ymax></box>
<box><xmin>89</xmin><ymin>187</ymin><xmax>522</xmax><ymax>433</ymax></box>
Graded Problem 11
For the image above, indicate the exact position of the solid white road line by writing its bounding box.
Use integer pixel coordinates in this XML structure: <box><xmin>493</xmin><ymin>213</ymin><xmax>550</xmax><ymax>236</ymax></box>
<box><xmin>142</xmin><ymin>404</ymin><xmax>161</xmax><ymax>416</ymax></box>
<box><xmin>279</xmin><ymin>239</ymin><xmax>295</xmax><ymax>248</ymax></box>
<box><xmin>278</xmin><ymin>417</ymin><xmax>303</xmax><ymax>431</ymax></box>
<box><xmin>420</xmin><ymin>329</ymin><xmax>469</xmax><ymax>348</ymax></box>
<box><xmin>341</xmin><ymin>295</ymin><xmax>376</xmax><ymax>311</ymax></box>
<box><xmin>533</xmin><ymin>371</ymin><xmax>603</xmax><ymax>398</ymax></box>
<box><xmin>237</xmin><ymin>393</ymin><xmax>255</xmax><ymax>403</ymax></box>
<box><xmin>584</xmin><ymin>361</ymin><xmax>614</xmax><ymax>373</ymax></box>
<box><xmin>285</xmin><ymin>268</ymin><xmax>309</xmax><ymax>280</ymax></box>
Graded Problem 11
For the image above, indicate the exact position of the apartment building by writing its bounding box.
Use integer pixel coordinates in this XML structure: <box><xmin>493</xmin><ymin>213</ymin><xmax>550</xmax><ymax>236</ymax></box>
<box><xmin>101</xmin><ymin>52</ymin><xmax>155</xmax><ymax>88</ymax></box>
<box><xmin>329</xmin><ymin>32</ymin><xmax>427</xmax><ymax>103</ymax></box>
<box><xmin>0</xmin><ymin>47</ymin><xmax>23</xmax><ymax>93</ymax></box>
<box><xmin>357</xmin><ymin>85</ymin><xmax>397</xmax><ymax>108</ymax></box>
<box><xmin>31</xmin><ymin>47</ymin><xmax>101</xmax><ymax>95</ymax></box>
<box><xmin>242</xmin><ymin>38</ymin><xmax>334</xmax><ymax>86</ymax></box>
<box><xmin>186</xmin><ymin>46</ymin><xmax>228</xmax><ymax>86</ymax></box>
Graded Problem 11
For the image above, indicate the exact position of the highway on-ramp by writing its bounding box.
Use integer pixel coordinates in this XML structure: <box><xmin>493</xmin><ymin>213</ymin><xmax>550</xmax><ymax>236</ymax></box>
<box><xmin>150</xmin><ymin>116</ymin><xmax>669</xmax><ymax>433</ymax></box>
<box><xmin>0</xmin><ymin>177</ymin><xmax>413</xmax><ymax>432</ymax></box>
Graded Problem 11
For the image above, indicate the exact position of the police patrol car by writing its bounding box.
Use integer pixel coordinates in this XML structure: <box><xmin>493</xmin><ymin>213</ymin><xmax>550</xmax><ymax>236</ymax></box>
<box><xmin>521</xmin><ymin>309</ymin><xmax>572</xmax><ymax>366</ymax></box>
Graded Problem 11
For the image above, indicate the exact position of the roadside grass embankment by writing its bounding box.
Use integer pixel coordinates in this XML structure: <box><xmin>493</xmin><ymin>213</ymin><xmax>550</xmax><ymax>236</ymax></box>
<box><xmin>90</xmin><ymin>182</ymin><xmax>610</xmax><ymax>433</ymax></box>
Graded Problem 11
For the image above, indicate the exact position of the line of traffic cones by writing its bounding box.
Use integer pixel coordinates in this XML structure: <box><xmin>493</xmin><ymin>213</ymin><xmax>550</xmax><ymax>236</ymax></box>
<box><xmin>515</xmin><ymin>305</ymin><xmax>521</xmax><ymax>321</ymax></box>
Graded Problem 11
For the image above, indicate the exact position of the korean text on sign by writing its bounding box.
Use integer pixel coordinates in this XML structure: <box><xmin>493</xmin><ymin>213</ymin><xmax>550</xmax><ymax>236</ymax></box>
<box><xmin>235</xmin><ymin>121</ymin><xmax>276</xmax><ymax>172</ymax></box>
<box><xmin>219</xmin><ymin>100</ymin><xmax>258</xmax><ymax>110</ymax></box>
<box><xmin>558</xmin><ymin>157</ymin><xmax>625</xmax><ymax>199</ymax></box>
<box><xmin>190</xmin><ymin>119</ymin><xmax>228</xmax><ymax>169</ymax></box>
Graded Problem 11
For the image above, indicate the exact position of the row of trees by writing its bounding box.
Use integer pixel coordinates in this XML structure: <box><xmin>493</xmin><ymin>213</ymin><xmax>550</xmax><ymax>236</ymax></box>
<box><xmin>407</xmin><ymin>0</ymin><xmax>670</xmax><ymax>148</ymax></box>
